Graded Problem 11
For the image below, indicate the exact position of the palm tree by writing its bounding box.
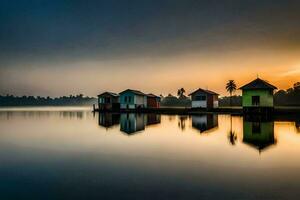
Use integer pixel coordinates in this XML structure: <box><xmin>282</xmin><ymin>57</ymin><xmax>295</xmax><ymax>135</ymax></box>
<box><xmin>226</xmin><ymin>80</ymin><xmax>237</xmax><ymax>107</ymax></box>
<box><xmin>177</xmin><ymin>88</ymin><xmax>186</xmax><ymax>98</ymax></box>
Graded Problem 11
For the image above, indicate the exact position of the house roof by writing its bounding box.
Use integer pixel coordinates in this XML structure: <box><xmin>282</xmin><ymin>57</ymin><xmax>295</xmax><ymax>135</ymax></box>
<box><xmin>119</xmin><ymin>89</ymin><xmax>145</xmax><ymax>96</ymax></box>
<box><xmin>188</xmin><ymin>88</ymin><xmax>219</xmax><ymax>96</ymax></box>
<box><xmin>243</xmin><ymin>139</ymin><xmax>276</xmax><ymax>152</ymax></box>
<box><xmin>239</xmin><ymin>78</ymin><xmax>277</xmax><ymax>90</ymax></box>
<box><xmin>98</xmin><ymin>92</ymin><xmax>119</xmax><ymax>97</ymax></box>
<box><xmin>146</xmin><ymin>93</ymin><xmax>161</xmax><ymax>98</ymax></box>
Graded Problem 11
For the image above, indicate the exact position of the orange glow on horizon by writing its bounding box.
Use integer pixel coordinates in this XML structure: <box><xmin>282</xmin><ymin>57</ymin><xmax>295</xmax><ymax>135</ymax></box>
<box><xmin>1</xmin><ymin>48</ymin><xmax>299</xmax><ymax>96</ymax></box>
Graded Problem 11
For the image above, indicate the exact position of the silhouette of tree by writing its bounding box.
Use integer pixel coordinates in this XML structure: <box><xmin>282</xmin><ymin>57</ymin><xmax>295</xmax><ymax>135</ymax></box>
<box><xmin>0</xmin><ymin>94</ymin><xmax>96</xmax><ymax>106</ymax></box>
<box><xmin>228</xmin><ymin>115</ymin><xmax>237</xmax><ymax>145</ymax></box>
<box><xmin>161</xmin><ymin>93</ymin><xmax>191</xmax><ymax>107</ymax></box>
<box><xmin>226</xmin><ymin>80</ymin><xmax>237</xmax><ymax>107</ymax></box>
<box><xmin>177</xmin><ymin>88</ymin><xmax>186</xmax><ymax>98</ymax></box>
<box><xmin>274</xmin><ymin>83</ymin><xmax>300</xmax><ymax>106</ymax></box>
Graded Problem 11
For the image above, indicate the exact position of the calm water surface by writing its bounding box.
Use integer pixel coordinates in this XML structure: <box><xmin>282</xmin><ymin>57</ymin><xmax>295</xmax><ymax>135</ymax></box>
<box><xmin>0</xmin><ymin>107</ymin><xmax>300</xmax><ymax>200</ymax></box>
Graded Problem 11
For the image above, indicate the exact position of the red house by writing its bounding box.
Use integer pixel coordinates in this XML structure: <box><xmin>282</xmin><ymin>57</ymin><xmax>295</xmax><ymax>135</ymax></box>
<box><xmin>146</xmin><ymin>94</ymin><xmax>161</xmax><ymax>108</ymax></box>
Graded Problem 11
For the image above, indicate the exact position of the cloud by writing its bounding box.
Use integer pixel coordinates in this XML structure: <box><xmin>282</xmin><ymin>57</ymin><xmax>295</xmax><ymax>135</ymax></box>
<box><xmin>281</xmin><ymin>66</ymin><xmax>300</xmax><ymax>76</ymax></box>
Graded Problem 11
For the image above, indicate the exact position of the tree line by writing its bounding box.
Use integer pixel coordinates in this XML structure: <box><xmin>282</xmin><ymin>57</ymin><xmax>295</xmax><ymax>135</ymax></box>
<box><xmin>1</xmin><ymin>82</ymin><xmax>299</xmax><ymax>107</ymax></box>
<box><xmin>274</xmin><ymin>84</ymin><xmax>300</xmax><ymax>106</ymax></box>
<box><xmin>0</xmin><ymin>94</ymin><xmax>97</xmax><ymax>106</ymax></box>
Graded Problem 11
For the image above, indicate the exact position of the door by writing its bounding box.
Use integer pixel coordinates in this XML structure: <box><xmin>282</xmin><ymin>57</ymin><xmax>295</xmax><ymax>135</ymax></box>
<box><xmin>252</xmin><ymin>96</ymin><xmax>260</xmax><ymax>106</ymax></box>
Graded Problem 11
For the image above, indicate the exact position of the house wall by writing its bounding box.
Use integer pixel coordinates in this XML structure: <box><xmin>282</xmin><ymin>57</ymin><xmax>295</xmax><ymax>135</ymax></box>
<box><xmin>135</xmin><ymin>95</ymin><xmax>147</xmax><ymax>108</ymax></box>
<box><xmin>98</xmin><ymin>94</ymin><xmax>119</xmax><ymax>103</ymax></box>
<box><xmin>191</xmin><ymin>92</ymin><xmax>206</xmax><ymax>101</ymax></box>
<box><xmin>213</xmin><ymin>100</ymin><xmax>219</xmax><ymax>108</ymax></box>
<box><xmin>191</xmin><ymin>91</ymin><xmax>218</xmax><ymax>108</ymax></box>
<box><xmin>120</xmin><ymin>92</ymin><xmax>136</xmax><ymax>109</ymax></box>
<box><xmin>120</xmin><ymin>91</ymin><xmax>146</xmax><ymax>109</ymax></box>
<box><xmin>147</xmin><ymin>97</ymin><xmax>160</xmax><ymax>108</ymax></box>
<box><xmin>191</xmin><ymin>91</ymin><xmax>207</xmax><ymax>108</ymax></box>
<box><xmin>99</xmin><ymin>103</ymin><xmax>112</xmax><ymax>110</ymax></box>
<box><xmin>192</xmin><ymin>100</ymin><xmax>207</xmax><ymax>108</ymax></box>
<box><xmin>98</xmin><ymin>95</ymin><xmax>119</xmax><ymax>110</ymax></box>
<box><xmin>213</xmin><ymin>95</ymin><xmax>219</xmax><ymax>108</ymax></box>
<box><xmin>207</xmin><ymin>95</ymin><xmax>213</xmax><ymax>108</ymax></box>
<box><xmin>242</xmin><ymin>89</ymin><xmax>274</xmax><ymax>107</ymax></box>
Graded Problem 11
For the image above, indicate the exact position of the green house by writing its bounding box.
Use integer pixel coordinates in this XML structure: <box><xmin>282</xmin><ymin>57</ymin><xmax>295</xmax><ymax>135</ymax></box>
<box><xmin>239</xmin><ymin>78</ymin><xmax>277</xmax><ymax>112</ymax></box>
<box><xmin>243</xmin><ymin>120</ymin><xmax>275</xmax><ymax>152</ymax></box>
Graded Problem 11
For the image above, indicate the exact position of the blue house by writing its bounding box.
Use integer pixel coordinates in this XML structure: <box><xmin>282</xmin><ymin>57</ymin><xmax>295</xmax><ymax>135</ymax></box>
<box><xmin>120</xmin><ymin>113</ymin><xmax>146</xmax><ymax>134</ymax></box>
<box><xmin>119</xmin><ymin>89</ymin><xmax>147</xmax><ymax>109</ymax></box>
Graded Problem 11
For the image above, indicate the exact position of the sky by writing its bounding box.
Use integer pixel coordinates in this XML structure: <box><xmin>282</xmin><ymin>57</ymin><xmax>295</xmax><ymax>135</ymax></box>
<box><xmin>0</xmin><ymin>0</ymin><xmax>300</xmax><ymax>97</ymax></box>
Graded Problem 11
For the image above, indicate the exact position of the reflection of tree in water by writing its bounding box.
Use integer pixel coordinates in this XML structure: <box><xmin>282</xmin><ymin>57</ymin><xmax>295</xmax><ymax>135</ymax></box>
<box><xmin>60</xmin><ymin>111</ymin><xmax>84</xmax><ymax>119</ymax></box>
<box><xmin>168</xmin><ymin>115</ymin><xmax>175</xmax><ymax>122</ymax></box>
<box><xmin>178</xmin><ymin>115</ymin><xmax>188</xmax><ymax>131</ymax></box>
<box><xmin>296</xmin><ymin>121</ymin><xmax>300</xmax><ymax>133</ymax></box>
<box><xmin>228</xmin><ymin>115</ymin><xmax>237</xmax><ymax>145</ymax></box>
<box><xmin>228</xmin><ymin>131</ymin><xmax>237</xmax><ymax>145</ymax></box>
<box><xmin>0</xmin><ymin>110</ymin><xmax>87</xmax><ymax>120</ymax></box>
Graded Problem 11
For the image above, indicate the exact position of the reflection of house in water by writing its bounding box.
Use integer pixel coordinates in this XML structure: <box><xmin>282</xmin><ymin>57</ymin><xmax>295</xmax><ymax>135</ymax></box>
<box><xmin>243</xmin><ymin>119</ymin><xmax>276</xmax><ymax>152</ymax></box>
<box><xmin>98</xmin><ymin>113</ymin><xmax>120</xmax><ymax>129</ymax></box>
<box><xmin>120</xmin><ymin>113</ymin><xmax>146</xmax><ymax>135</ymax></box>
<box><xmin>191</xmin><ymin>114</ymin><xmax>218</xmax><ymax>133</ymax></box>
<box><xmin>146</xmin><ymin>114</ymin><xmax>161</xmax><ymax>126</ymax></box>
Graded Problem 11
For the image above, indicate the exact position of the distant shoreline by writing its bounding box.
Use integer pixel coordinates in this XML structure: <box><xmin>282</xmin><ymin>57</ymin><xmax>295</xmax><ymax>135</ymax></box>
<box><xmin>0</xmin><ymin>106</ymin><xmax>92</xmax><ymax>112</ymax></box>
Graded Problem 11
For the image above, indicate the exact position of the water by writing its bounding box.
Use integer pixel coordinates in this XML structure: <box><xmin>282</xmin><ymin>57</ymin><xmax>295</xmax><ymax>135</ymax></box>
<box><xmin>0</xmin><ymin>107</ymin><xmax>300</xmax><ymax>200</ymax></box>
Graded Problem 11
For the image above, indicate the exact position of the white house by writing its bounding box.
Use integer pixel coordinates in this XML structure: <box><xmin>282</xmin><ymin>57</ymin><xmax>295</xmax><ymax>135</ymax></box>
<box><xmin>188</xmin><ymin>88</ymin><xmax>219</xmax><ymax>108</ymax></box>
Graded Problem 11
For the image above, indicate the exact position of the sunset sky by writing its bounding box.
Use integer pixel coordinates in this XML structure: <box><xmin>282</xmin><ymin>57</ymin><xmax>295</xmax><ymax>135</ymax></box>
<box><xmin>0</xmin><ymin>0</ymin><xmax>299</xmax><ymax>97</ymax></box>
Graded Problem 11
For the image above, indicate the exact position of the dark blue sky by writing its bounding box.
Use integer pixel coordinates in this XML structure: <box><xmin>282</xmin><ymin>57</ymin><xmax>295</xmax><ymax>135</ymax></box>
<box><xmin>0</xmin><ymin>0</ymin><xmax>300</xmax><ymax>96</ymax></box>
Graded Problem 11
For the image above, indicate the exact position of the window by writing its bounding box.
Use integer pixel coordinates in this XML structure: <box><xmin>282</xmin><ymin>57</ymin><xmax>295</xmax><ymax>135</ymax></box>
<box><xmin>195</xmin><ymin>95</ymin><xmax>206</xmax><ymax>101</ymax></box>
<box><xmin>104</xmin><ymin>97</ymin><xmax>110</xmax><ymax>103</ymax></box>
<box><xmin>252</xmin><ymin>122</ymin><xmax>261</xmax><ymax>134</ymax></box>
<box><xmin>252</xmin><ymin>96</ymin><xmax>260</xmax><ymax>106</ymax></box>
<box><xmin>269</xmin><ymin>90</ymin><xmax>273</xmax><ymax>95</ymax></box>
<box><xmin>124</xmin><ymin>96</ymin><xmax>131</xmax><ymax>103</ymax></box>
